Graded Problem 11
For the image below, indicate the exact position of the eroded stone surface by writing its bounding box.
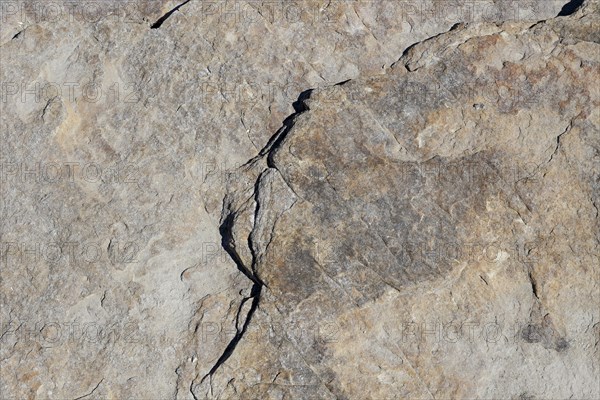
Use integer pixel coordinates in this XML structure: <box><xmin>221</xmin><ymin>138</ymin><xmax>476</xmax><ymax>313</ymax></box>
<box><xmin>0</xmin><ymin>0</ymin><xmax>596</xmax><ymax>399</ymax></box>
<box><xmin>199</xmin><ymin>3</ymin><xmax>600</xmax><ymax>399</ymax></box>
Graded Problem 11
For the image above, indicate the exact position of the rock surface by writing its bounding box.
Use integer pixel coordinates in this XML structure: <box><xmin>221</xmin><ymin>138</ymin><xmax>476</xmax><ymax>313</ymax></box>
<box><xmin>1</xmin><ymin>0</ymin><xmax>598</xmax><ymax>399</ymax></box>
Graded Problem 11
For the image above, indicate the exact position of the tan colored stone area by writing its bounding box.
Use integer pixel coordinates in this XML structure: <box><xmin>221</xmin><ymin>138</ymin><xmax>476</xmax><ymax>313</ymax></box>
<box><xmin>198</xmin><ymin>2</ymin><xmax>599</xmax><ymax>399</ymax></box>
<box><xmin>1</xmin><ymin>1</ymin><xmax>597</xmax><ymax>399</ymax></box>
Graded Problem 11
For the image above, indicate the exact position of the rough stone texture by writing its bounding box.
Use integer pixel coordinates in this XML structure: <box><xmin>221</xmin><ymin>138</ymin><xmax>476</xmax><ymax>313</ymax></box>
<box><xmin>194</xmin><ymin>2</ymin><xmax>600</xmax><ymax>399</ymax></box>
<box><xmin>0</xmin><ymin>0</ymin><xmax>597</xmax><ymax>399</ymax></box>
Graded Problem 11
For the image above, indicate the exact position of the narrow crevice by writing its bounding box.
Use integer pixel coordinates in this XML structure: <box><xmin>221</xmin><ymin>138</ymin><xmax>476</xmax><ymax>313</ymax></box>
<box><xmin>334</xmin><ymin>79</ymin><xmax>352</xmax><ymax>87</ymax></box>
<box><xmin>558</xmin><ymin>0</ymin><xmax>585</xmax><ymax>16</ymax></box>
<box><xmin>265</xmin><ymin>89</ymin><xmax>313</xmax><ymax>168</ymax></box>
<box><xmin>201</xmin><ymin>283</ymin><xmax>261</xmax><ymax>381</ymax></box>
<box><xmin>150</xmin><ymin>0</ymin><xmax>193</xmax><ymax>29</ymax></box>
<box><xmin>197</xmin><ymin>87</ymin><xmax>322</xmax><ymax>390</ymax></box>
<box><xmin>547</xmin><ymin>122</ymin><xmax>572</xmax><ymax>165</ymax></box>
<box><xmin>72</xmin><ymin>379</ymin><xmax>103</xmax><ymax>400</ymax></box>
<box><xmin>247</xmin><ymin>81</ymin><xmax>352</xmax><ymax>170</ymax></box>
<box><xmin>218</xmin><ymin>212</ymin><xmax>260</xmax><ymax>286</ymax></box>
<box><xmin>189</xmin><ymin>382</ymin><xmax>199</xmax><ymax>400</ymax></box>
<box><xmin>200</xmin><ymin>200</ymin><xmax>265</xmax><ymax>387</ymax></box>
<box><xmin>11</xmin><ymin>30</ymin><xmax>24</xmax><ymax>40</ymax></box>
<box><xmin>241</xmin><ymin>88</ymin><xmax>314</xmax><ymax>169</ymax></box>
<box><xmin>248</xmin><ymin>170</ymin><xmax>268</xmax><ymax>285</ymax></box>
<box><xmin>292</xmin><ymin>88</ymin><xmax>313</xmax><ymax>113</ymax></box>
<box><xmin>528</xmin><ymin>271</ymin><xmax>540</xmax><ymax>300</ymax></box>
<box><xmin>391</xmin><ymin>22</ymin><xmax>465</xmax><ymax>71</ymax></box>
<box><xmin>265</xmin><ymin>89</ymin><xmax>313</xmax><ymax>158</ymax></box>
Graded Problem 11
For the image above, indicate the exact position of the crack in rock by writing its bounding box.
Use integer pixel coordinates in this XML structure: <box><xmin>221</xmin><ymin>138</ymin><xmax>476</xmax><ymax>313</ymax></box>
<box><xmin>150</xmin><ymin>0</ymin><xmax>193</xmax><ymax>29</ymax></box>
<box><xmin>195</xmin><ymin>89</ymin><xmax>316</xmax><ymax>395</ymax></box>
<box><xmin>193</xmin><ymin>5</ymin><xmax>600</xmax><ymax>397</ymax></box>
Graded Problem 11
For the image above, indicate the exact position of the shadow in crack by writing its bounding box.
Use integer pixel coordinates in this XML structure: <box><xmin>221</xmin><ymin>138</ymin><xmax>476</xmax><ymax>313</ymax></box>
<box><xmin>558</xmin><ymin>0</ymin><xmax>585</xmax><ymax>16</ymax></box>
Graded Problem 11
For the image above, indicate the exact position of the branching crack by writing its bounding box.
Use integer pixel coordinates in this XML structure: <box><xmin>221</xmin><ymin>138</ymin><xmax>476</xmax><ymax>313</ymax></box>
<box><xmin>199</xmin><ymin>207</ymin><xmax>263</xmax><ymax>389</ymax></box>
<box><xmin>198</xmin><ymin>89</ymin><xmax>316</xmax><ymax>390</ymax></box>
<box><xmin>198</xmin><ymin>85</ymin><xmax>346</xmax><ymax>395</ymax></box>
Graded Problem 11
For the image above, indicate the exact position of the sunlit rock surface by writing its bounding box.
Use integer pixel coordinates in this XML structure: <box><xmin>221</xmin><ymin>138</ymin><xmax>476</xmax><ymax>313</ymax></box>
<box><xmin>1</xmin><ymin>1</ymin><xmax>597</xmax><ymax>399</ymax></box>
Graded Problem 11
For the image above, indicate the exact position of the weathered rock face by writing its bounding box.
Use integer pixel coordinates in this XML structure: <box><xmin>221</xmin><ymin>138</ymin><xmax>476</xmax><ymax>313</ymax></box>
<box><xmin>0</xmin><ymin>0</ymin><xmax>597</xmax><ymax>399</ymax></box>
<box><xmin>193</xmin><ymin>3</ymin><xmax>600</xmax><ymax>399</ymax></box>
